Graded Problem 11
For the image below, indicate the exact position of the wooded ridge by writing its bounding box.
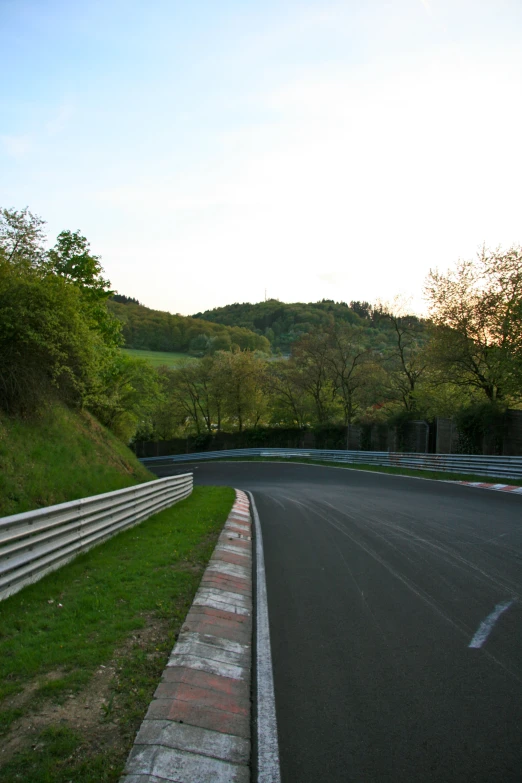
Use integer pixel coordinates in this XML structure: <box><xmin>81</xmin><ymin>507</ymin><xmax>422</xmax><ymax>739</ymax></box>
<box><xmin>1</xmin><ymin>205</ymin><xmax>521</xmax><ymax>454</ymax></box>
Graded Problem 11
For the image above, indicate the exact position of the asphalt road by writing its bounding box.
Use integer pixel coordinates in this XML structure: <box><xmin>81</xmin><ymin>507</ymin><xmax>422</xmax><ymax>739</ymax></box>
<box><xmin>153</xmin><ymin>461</ymin><xmax>522</xmax><ymax>783</ymax></box>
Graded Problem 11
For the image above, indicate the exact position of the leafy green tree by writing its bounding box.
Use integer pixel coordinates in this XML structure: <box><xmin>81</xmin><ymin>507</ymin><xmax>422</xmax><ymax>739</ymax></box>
<box><xmin>265</xmin><ymin>359</ymin><xmax>310</xmax><ymax>427</ymax></box>
<box><xmin>215</xmin><ymin>351</ymin><xmax>268</xmax><ymax>431</ymax></box>
<box><xmin>425</xmin><ymin>245</ymin><xmax>522</xmax><ymax>403</ymax></box>
<box><xmin>47</xmin><ymin>230</ymin><xmax>121</xmax><ymax>349</ymax></box>
<box><xmin>375</xmin><ymin>303</ymin><xmax>429</xmax><ymax>412</ymax></box>
<box><xmin>0</xmin><ymin>211</ymin><xmax>124</xmax><ymax>427</ymax></box>
<box><xmin>291</xmin><ymin>331</ymin><xmax>339</xmax><ymax>425</ymax></box>
<box><xmin>142</xmin><ymin>366</ymin><xmax>184</xmax><ymax>441</ymax></box>
<box><xmin>88</xmin><ymin>353</ymin><xmax>162</xmax><ymax>441</ymax></box>
<box><xmin>189</xmin><ymin>333</ymin><xmax>210</xmax><ymax>356</ymax></box>
<box><xmin>0</xmin><ymin>207</ymin><xmax>47</xmax><ymax>268</ymax></box>
<box><xmin>166</xmin><ymin>361</ymin><xmax>206</xmax><ymax>434</ymax></box>
<box><xmin>47</xmin><ymin>230</ymin><xmax>111</xmax><ymax>297</ymax></box>
<box><xmin>0</xmin><ymin>259</ymin><xmax>98</xmax><ymax>413</ymax></box>
<box><xmin>326</xmin><ymin>324</ymin><xmax>369</xmax><ymax>425</ymax></box>
<box><xmin>209</xmin><ymin>333</ymin><xmax>232</xmax><ymax>354</ymax></box>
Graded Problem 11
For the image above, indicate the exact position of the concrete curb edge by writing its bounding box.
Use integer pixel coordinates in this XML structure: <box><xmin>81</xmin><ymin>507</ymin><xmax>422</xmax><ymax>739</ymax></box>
<box><xmin>120</xmin><ymin>488</ymin><xmax>253</xmax><ymax>783</ymax></box>
<box><xmin>451</xmin><ymin>481</ymin><xmax>522</xmax><ymax>494</ymax></box>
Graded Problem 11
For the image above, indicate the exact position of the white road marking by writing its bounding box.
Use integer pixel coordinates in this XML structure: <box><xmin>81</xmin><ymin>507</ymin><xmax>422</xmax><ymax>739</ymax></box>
<box><xmin>469</xmin><ymin>599</ymin><xmax>514</xmax><ymax>649</ymax></box>
<box><xmin>247</xmin><ymin>490</ymin><xmax>282</xmax><ymax>783</ymax></box>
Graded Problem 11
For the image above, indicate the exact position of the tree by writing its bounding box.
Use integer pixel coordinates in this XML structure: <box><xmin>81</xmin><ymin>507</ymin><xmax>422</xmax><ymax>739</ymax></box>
<box><xmin>0</xmin><ymin>258</ymin><xmax>98</xmax><ymax>413</ymax></box>
<box><xmin>375</xmin><ymin>302</ymin><xmax>429</xmax><ymax>412</ymax></box>
<box><xmin>217</xmin><ymin>351</ymin><xmax>268</xmax><ymax>431</ymax></box>
<box><xmin>166</xmin><ymin>361</ymin><xmax>206</xmax><ymax>434</ymax></box>
<box><xmin>189</xmin><ymin>333</ymin><xmax>210</xmax><ymax>356</ymax></box>
<box><xmin>349</xmin><ymin>300</ymin><xmax>373</xmax><ymax>320</ymax></box>
<box><xmin>425</xmin><ymin>245</ymin><xmax>522</xmax><ymax>403</ymax></box>
<box><xmin>0</xmin><ymin>214</ymin><xmax>124</xmax><ymax>422</ymax></box>
<box><xmin>265</xmin><ymin>359</ymin><xmax>310</xmax><ymax>427</ymax></box>
<box><xmin>0</xmin><ymin>207</ymin><xmax>46</xmax><ymax>268</ymax></box>
<box><xmin>326</xmin><ymin>324</ymin><xmax>369</xmax><ymax>425</ymax></box>
<box><xmin>88</xmin><ymin>354</ymin><xmax>162</xmax><ymax>441</ymax></box>
<box><xmin>47</xmin><ymin>230</ymin><xmax>111</xmax><ymax>298</ymax></box>
<box><xmin>291</xmin><ymin>331</ymin><xmax>338</xmax><ymax>425</ymax></box>
<box><xmin>47</xmin><ymin>230</ymin><xmax>121</xmax><ymax>349</ymax></box>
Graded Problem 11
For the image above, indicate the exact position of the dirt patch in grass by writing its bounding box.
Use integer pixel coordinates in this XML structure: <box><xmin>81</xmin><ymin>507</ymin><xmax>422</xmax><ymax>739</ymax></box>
<box><xmin>0</xmin><ymin>615</ymin><xmax>171</xmax><ymax>771</ymax></box>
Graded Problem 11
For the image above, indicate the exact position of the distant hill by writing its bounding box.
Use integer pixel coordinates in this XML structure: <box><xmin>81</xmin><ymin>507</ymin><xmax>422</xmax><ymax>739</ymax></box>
<box><xmin>192</xmin><ymin>299</ymin><xmax>376</xmax><ymax>351</ymax></box>
<box><xmin>108</xmin><ymin>299</ymin><xmax>270</xmax><ymax>354</ymax></box>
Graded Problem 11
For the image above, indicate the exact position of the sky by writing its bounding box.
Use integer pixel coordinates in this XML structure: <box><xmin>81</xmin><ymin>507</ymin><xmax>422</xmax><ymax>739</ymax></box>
<box><xmin>1</xmin><ymin>0</ymin><xmax>522</xmax><ymax>316</ymax></box>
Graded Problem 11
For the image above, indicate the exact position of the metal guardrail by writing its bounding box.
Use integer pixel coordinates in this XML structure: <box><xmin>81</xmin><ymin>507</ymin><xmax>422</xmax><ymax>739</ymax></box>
<box><xmin>140</xmin><ymin>448</ymin><xmax>522</xmax><ymax>481</ymax></box>
<box><xmin>0</xmin><ymin>474</ymin><xmax>193</xmax><ymax>602</ymax></box>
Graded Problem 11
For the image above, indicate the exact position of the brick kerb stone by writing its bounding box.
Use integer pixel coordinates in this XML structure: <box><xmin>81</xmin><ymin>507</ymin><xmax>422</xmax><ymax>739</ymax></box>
<box><xmin>120</xmin><ymin>489</ymin><xmax>253</xmax><ymax>783</ymax></box>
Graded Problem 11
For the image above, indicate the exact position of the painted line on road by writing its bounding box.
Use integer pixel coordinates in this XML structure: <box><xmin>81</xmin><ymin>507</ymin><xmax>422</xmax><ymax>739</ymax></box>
<box><xmin>469</xmin><ymin>599</ymin><xmax>514</xmax><ymax>649</ymax></box>
<box><xmin>247</xmin><ymin>490</ymin><xmax>282</xmax><ymax>783</ymax></box>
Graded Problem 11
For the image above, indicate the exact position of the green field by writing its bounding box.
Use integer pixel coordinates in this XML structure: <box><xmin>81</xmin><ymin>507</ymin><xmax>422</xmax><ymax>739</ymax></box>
<box><xmin>122</xmin><ymin>348</ymin><xmax>194</xmax><ymax>367</ymax></box>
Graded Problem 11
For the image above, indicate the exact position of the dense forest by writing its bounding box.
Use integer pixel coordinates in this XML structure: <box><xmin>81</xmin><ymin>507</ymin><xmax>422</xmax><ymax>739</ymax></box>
<box><xmin>1</xmin><ymin>205</ymin><xmax>521</xmax><ymax>452</ymax></box>
<box><xmin>108</xmin><ymin>298</ymin><xmax>270</xmax><ymax>354</ymax></box>
<box><xmin>192</xmin><ymin>298</ymin><xmax>377</xmax><ymax>351</ymax></box>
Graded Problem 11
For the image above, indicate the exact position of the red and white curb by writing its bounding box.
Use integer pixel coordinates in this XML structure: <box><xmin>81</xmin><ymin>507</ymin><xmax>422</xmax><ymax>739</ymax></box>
<box><xmin>452</xmin><ymin>481</ymin><xmax>522</xmax><ymax>494</ymax></box>
<box><xmin>120</xmin><ymin>489</ymin><xmax>254</xmax><ymax>783</ymax></box>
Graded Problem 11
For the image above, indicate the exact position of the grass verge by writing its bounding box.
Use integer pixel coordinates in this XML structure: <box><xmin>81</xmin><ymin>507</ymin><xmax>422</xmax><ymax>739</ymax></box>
<box><xmin>180</xmin><ymin>456</ymin><xmax>521</xmax><ymax>487</ymax></box>
<box><xmin>0</xmin><ymin>485</ymin><xmax>234</xmax><ymax>782</ymax></box>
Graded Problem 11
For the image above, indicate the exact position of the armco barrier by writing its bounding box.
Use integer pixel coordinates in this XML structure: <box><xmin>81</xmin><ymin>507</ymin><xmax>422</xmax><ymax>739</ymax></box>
<box><xmin>0</xmin><ymin>474</ymin><xmax>192</xmax><ymax>602</ymax></box>
<box><xmin>140</xmin><ymin>448</ymin><xmax>522</xmax><ymax>481</ymax></box>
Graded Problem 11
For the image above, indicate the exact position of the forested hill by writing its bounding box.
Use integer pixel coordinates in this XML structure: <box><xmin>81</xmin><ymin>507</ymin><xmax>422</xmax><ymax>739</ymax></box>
<box><xmin>192</xmin><ymin>299</ymin><xmax>376</xmax><ymax>351</ymax></box>
<box><xmin>107</xmin><ymin>298</ymin><xmax>270</xmax><ymax>353</ymax></box>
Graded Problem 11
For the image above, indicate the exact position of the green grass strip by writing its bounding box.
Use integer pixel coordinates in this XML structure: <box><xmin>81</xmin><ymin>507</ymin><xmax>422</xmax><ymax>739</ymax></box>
<box><xmin>0</xmin><ymin>485</ymin><xmax>234</xmax><ymax>782</ymax></box>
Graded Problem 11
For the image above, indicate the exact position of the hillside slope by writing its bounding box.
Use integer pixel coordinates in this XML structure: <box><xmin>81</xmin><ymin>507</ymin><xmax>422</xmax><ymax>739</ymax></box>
<box><xmin>0</xmin><ymin>404</ymin><xmax>154</xmax><ymax>517</ymax></box>
<box><xmin>192</xmin><ymin>299</ymin><xmax>371</xmax><ymax>351</ymax></box>
<box><xmin>108</xmin><ymin>299</ymin><xmax>270</xmax><ymax>353</ymax></box>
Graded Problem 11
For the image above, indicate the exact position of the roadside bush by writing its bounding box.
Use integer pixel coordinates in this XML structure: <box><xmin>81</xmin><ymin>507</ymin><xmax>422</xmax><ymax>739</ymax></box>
<box><xmin>0</xmin><ymin>261</ymin><xmax>99</xmax><ymax>414</ymax></box>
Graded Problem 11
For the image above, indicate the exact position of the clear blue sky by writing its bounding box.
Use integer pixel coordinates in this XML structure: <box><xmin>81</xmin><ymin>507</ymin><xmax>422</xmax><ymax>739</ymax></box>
<box><xmin>2</xmin><ymin>0</ymin><xmax>521</xmax><ymax>314</ymax></box>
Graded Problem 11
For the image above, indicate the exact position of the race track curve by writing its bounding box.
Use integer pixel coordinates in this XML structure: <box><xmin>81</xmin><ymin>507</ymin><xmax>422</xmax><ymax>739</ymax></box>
<box><xmin>151</xmin><ymin>460</ymin><xmax>522</xmax><ymax>783</ymax></box>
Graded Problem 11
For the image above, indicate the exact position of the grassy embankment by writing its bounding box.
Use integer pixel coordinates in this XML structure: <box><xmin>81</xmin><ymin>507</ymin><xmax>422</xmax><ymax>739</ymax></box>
<box><xmin>0</xmin><ymin>403</ymin><xmax>234</xmax><ymax>782</ymax></box>
<box><xmin>121</xmin><ymin>348</ymin><xmax>194</xmax><ymax>368</ymax></box>
<box><xmin>0</xmin><ymin>403</ymin><xmax>153</xmax><ymax>517</ymax></box>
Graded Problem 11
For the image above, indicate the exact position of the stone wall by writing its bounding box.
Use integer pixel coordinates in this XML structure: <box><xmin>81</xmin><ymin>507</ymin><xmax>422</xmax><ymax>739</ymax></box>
<box><xmin>133</xmin><ymin>410</ymin><xmax>522</xmax><ymax>457</ymax></box>
<box><xmin>503</xmin><ymin>410</ymin><xmax>522</xmax><ymax>456</ymax></box>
